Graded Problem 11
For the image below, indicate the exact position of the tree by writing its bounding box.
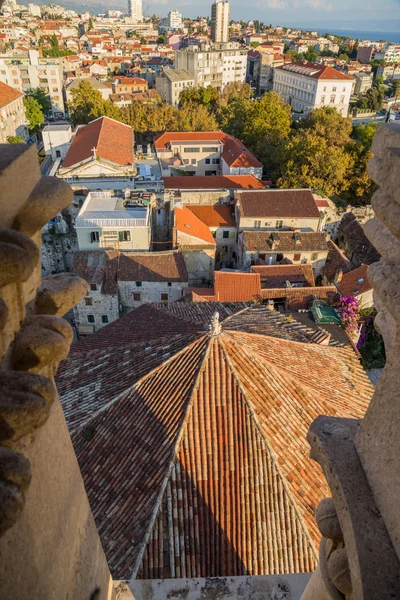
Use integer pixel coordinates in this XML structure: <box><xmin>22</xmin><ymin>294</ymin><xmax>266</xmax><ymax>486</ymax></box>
<box><xmin>23</xmin><ymin>96</ymin><xmax>44</xmax><ymax>133</ymax></box>
<box><xmin>179</xmin><ymin>85</ymin><xmax>219</xmax><ymax>107</ymax></box>
<box><xmin>393</xmin><ymin>79</ymin><xmax>400</xmax><ymax>100</ymax></box>
<box><xmin>297</xmin><ymin>106</ymin><xmax>353</xmax><ymax>148</ymax></box>
<box><xmin>88</xmin><ymin>17</ymin><xmax>93</xmax><ymax>30</ymax></box>
<box><xmin>68</xmin><ymin>81</ymin><xmax>104</xmax><ymax>125</ymax></box>
<box><xmin>28</xmin><ymin>88</ymin><xmax>52</xmax><ymax>114</ymax></box>
<box><xmin>7</xmin><ymin>135</ymin><xmax>26</xmax><ymax>144</ymax></box>
<box><xmin>157</xmin><ymin>35</ymin><xmax>167</xmax><ymax>45</ymax></box>
<box><xmin>278</xmin><ymin>129</ymin><xmax>354</xmax><ymax>198</ymax></box>
<box><xmin>338</xmin><ymin>53</ymin><xmax>350</xmax><ymax>62</ymax></box>
<box><xmin>218</xmin><ymin>92</ymin><xmax>292</xmax><ymax>179</ymax></box>
<box><xmin>218</xmin><ymin>82</ymin><xmax>252</xmax><ymax>105</ymax></box>
<box><xmin>250</xmin><ymin>41</ymin><xmax>260</xmax><ymax>48</ymax></box>
<box><xmin>304</xmin><ymin>48</ymin><xmax>318</xmax><ymax>62</ymax></box>
<box><xmin>177</xmin><ymin>102</ymin><xmax>218</xmax><ymax>131</ymax></box>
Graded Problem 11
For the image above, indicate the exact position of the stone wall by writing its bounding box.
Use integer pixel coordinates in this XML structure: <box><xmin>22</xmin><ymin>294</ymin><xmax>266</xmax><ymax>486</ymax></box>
<box><xmin>118</xmin><ymin>280</ymin><xmax>187</xmax><ymax>308</ymax></box>
<box><xmin>73</xmin><ymin>288</ymin><xmax>120</xmax><ymax>332</ymax></box>
<box><xmin>0</xmin><ymin>144</ymin><xmax>115</xmax><ymax>600</ymax></box>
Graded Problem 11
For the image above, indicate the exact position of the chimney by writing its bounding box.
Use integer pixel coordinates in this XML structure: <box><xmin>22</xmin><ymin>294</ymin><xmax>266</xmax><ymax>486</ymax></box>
<box><xmin>335</xmin><ymin>269</ymin><xmax>343</xmax><ymax>284</ymax></box>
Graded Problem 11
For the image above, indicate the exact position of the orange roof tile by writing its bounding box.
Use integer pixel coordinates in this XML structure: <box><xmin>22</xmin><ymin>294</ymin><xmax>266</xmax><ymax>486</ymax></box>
<box><xmin>63</xmin><ymin>117</ymin><xmax>133</xmax><ymax>168</ymax></box>
<box><xmin>0</xmin><ymin>81</ymin><xmax>23</xmax><ymax>108</ymax></box>
<box><xmin>163</xmin><ymin>175</ymin><xmax>265</xmax><ymax>190</ymax></box>
<box><xmin>336</xmin><ymin>264</ymin><xmax>372</xmax><ymax>297</ymax></box>
<box><xmin>237</xmin><ymin>189</ymin><xmax>321</xmax><ymax>218</ymax></box>
<box><xmin>154</xmin><ymin>132</ymin><xmax>262</xmax><ymax>169</ymax></box>
<box><xmin>174</xmin><ymin>205</ymin><xmax>216</xmax><ymax>245</ymax></box>
<box><xmin>251</xmin><ymin>264</ymin><xmax>315</xmax><ymax>287</ymax></box>
<box><xmin>58</xmin><ymin>304</ymin><xmax>373</xmax><ymax>580</ymax></box>
<box><xmin>276</xmin><ymin>61</ymin><xmax>354</xmax><ymax>81</ymax></box>
<box><xmin>188</xmin><ymin>205</ymin><xmax>236</xmax><ymax>228</ymax></box>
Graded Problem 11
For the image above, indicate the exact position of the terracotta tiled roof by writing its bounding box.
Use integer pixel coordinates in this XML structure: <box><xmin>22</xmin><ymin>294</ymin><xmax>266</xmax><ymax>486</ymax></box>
<box><xmin>243</xmin><ymin>231</ymin><xmax>328</xmax><ymax>253</ymax></box>
<box><xmin>174</xmin><ymin>205</ymin><xmax>216</xmax><ymax>245</ymax></box>
<box><xmin>321</xmin><ymin>240</ymin><xmax>352</xmax><ymax>283</ymax></box>
<box><xmin>276</xmin><ymin>61</ymin><xmax>354</xmax><ymax>81</ymax></box>
<box><xmin>118</xmin><ymin>251</ymin><xmax>187</xmax><ymax>282</ymax></box>
<box><xmin>188</xmin><ymin>205</ymin><xmax>236</xmax><ymax>228</ymax></box>
<box><xmin>196</xmin><ymin>271</ymin><xmax>262</xmax><ymax>302</ymax></box>
<box><xmin>237</xmin><ymin>189</ymin><xmax>320</xmax><ymax>219</ymax></box>
<box><xmin>339</xmin><ymin>212</ymin><xmax>381</xmax><ymax>266</ymax></box>
<box><xmin>251</xmin><ymin>264</ymin><xmax>315</xmax><ymax>287</ymax></box>
<box><xmin>154</xmin><ymin>132</ymin><xmax>262</xmax><ymax>169</ymax></box>
<box><xmin>63</xmin><ymin>117</ymin><xmax>133</xmax><ymax>168</ymax></box>
<box><xmin>163</xmin><ymin>175</ymin><xmax>265</xmax><ymax>190</ymax></box>
<box><xmin>59</xmin><ymin>304</ymin><xmax>373</xmax><ymax>580</ymax></box>
<box><xmin>72</xmin><ymin>249</ymin><xmax>118</xmax><ymax>294</ymax></box>
<box><xmin>336</xmin><ymin>264</ymin><xmax>372</xmax><ymax>297</ymax></box>
<box><xmin>0</xmin><ymin>81</ymin><xmax>23</xmax><ymax>108</ymax></box>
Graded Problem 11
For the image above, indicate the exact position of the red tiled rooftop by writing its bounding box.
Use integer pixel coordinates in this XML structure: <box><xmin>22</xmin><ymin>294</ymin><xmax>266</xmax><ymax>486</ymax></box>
<box><xmin>336</xmin><ymin>264</ymin><xmax>372</xmax><ymax>297</ymax></box>
<box><xmin>174</xmin><ymin>205</ymin><xmax>216</xmax><ymax>245</ymax></box>
<box><xmin>251</xmin><ymin>264</ymin><xmax>315</xmax><ymax>287</ymax></box>
<box><xmin>63</xmin><ymin>116</ymin><xmax>133</xmax><ymax>168</ymax></box>
<box><xmin>163</xmin><ymin>175</ymin><xmax>265</xmax><ymax>190</ymax></box>
<box><xmin>154</xmin><ymin>132</ymin><xmax>262</xmax><ymax>169</ymax></box>
<box><xmin>237</xmin><ymin>189</ymin><xmax>321</xmax><ymax>219</ymax></box>
<box><xmin>188</xmin><ymin>205</ymin><xmax>236</xmax><ymax>228</ymax></box>
<box><xmin>0</xmin><ymin>81</ymin><xmax>23</xmax><ymax>108</ymax></box>
<box><xmin>276</xmin><ymin>61</ymin><xmax>354</xmax><ymax>81</ymax></box>
<box><xmin>58</xmin><ymin>304</ymin><xmax>373</xmax><ymax>580</ymax></box>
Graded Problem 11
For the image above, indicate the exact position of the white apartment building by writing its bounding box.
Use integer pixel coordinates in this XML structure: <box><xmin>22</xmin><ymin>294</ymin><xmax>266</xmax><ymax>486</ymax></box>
<box><xmin>168</xmin><ymin>9</ymin><xmax>183</xmax><ymax>29</ymax></box>
<box><xmin>175</xmin><ymin>44</ymin><xmax>247</xmax><ymax>90</ymax></box>
<box><xmin>42</xmin><ymin>123</ymin><xmax>72</xmax><ymax>161</ymax></box>
<box><xmin>0</xmin><ymin>50</ymin><xmax>65</xmax><ymax>116</ymax></box>
<box><xmin>27</xmin><ymin>3</ymin><xmax>41</xmax><ymax>16</ymax></box>
<box><xmin>155</xmin><ymin>68</ymin><xmax>194</xmax><ymax>106</ymax></box>
<box><xmin>128</xmin><ymin>0</ymin><xmax>143</xmax><ymax>22</ymax></box>
<box><xmin>211</xmin><ymin>0</ymin><xmax>230</xmax><ymax>44</ymax></box>
<box><xmin>273</xmin><ymin>61</ymin><xmax>353</xmax><ymax>116</ymax></box>
<box><xmin>75</xmin><ymin>191</ymin><xmax>151</xmax><ymax>252</ymax></box>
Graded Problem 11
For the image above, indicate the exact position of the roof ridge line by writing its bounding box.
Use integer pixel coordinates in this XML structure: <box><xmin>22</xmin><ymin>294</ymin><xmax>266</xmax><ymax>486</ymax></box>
<box><xmin>69</xmin><ymin>333</ymin><xmax>206</xmax><ymax>434</ymax></box>
<box><xmin>129</xmin><ymin>333</ymin><xmax>213</xmax><ymax>583</ymax></box>
<box><xmin>218</xmin><ymin>333</ymin><xmax>319</xmax><ymax>558</ymax></box>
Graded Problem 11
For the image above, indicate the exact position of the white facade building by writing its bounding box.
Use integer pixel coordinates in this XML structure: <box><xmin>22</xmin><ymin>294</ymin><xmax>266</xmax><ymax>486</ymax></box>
<box><xmin>42</xmin><ymin>123</ymin><xmax>72</xmax><ymax>161</ymax></box>
<box><xmin>168</xmin><ymin>9</ymin><xmax>183</xmax><ymax>29</ymax></box>
<box><xmin>27</xmin><ymin>3</ymin><xmax>41</xmax><ymax>16</ymax></box>
<box><xmin>128</xmin><ymin>0</ymin><xmax>143</xmax><ymax>22</ymax></box>
<box><xmin>0</xmin><ymin>50</ymin><xmax>65</xmax><ymax>116</ymax></box>
<box><xmin>0</xmin><ymin>81</ymin><xmax>28</xmax><ymax>143</ymax></box>
<box><xmin>75</xmin><ymin>191</ymin><xmax>151</xmax><ymax>252</ymax></box>
<box><xmin>211</xmin><ymin>0</ymin><xmax>230</xmax><ymax>44</ymax></box>
<box><xmin>273</xmin><ymin>61</ymin><xmax>353</xmax><ymax>116</ymax></box>
<box><xmin>175</xmin><ymin>44</ymin><xmax>247</xmax><ymax>90</ymax></box>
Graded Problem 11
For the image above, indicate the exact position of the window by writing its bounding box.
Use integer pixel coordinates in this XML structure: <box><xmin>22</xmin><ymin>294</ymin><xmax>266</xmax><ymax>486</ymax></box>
<box><xmin>332</xmin><ymin>86</ymin><xmax>337</xmax><ymax>92</ymax></box>
<box><xmin>323</xmin><ymin>86</ymin><xmax>327</xmax><ymax>92</ymax></box>
<box><xmin>161</xmin><ymin>293</ymin><xmax>168</xmax><ymax>302</ymax></box>
<box><xmin>212</xmin><ymin>158</ymin><xmax>220</xmax><ymax>164</ymax></box>
<box><xmin>87</xmin><ymin>315</ymin><xmax>95</xmax><ymax>323</ymax></box>
<box><xmin>222</xmin><ymin>230</ymin><xmax>230</xmax><ymax>239</ymax></box>
<box><xmin>84</xmin><ymin>297</ymin><xmax>92</xmax><ymax>306</ymax></box>
<box><xmin>101</xmin><ymin>315</ymin><xmax>109</xmax><ymax>324</ymax></box>
<box><xmin>133</xmin><ymin>293</ymin><xmax>141</xmax><ymax>301</ymax></box>
<box><xmin>321</xmin><ymin>95</ymin><xmax>325</xmax><ymax>105</ymax></box>
<box><xmin>330</xmin><ymin>95</ymin><xmax>336</xmax><ymax>104</ymax></box>
<box><xmin>340</xmin><ymin>95</ymin><xmax>345</xmax><ymax>104</ymax></box>
<box><xmin>202</xmin><ymin>147</ymin><xmax>219</xmax><ymax>152</ymax></box>
<box><xmin>254</xmin><ymin>220</ymin><xmax>261</xmax><ymax>228</ymax></box>
<box><xmin>205</xmin><ymin>170</ymin><xmax>217</xmax><ymax>176</ymax></box>
<box><xmin>275</xmin><ymin>220</ymin><xmax>283</xmax><ymax>228</ymax></box>
<box><xmin>184</xmin><ymin>147</ymin><xmax>200</xmax><ymax>153</ymax></box>
<box><xmin>136</xmin><ymin>281</ymin><xmax>142</xmax><ymax>287</ymax></box>
<box><xmin>90</xmin><ymin>283</ymin><xmax>97</xmax><ymax>291</ymax></box>
<box><xmin>191</xmin><ymin>159</ymin><xmax>196</xmax><ymax>164</ymax></box>
<box><xmin>264</xmin><ymin>222</ymin><xmax>272</xmax><ymax>226</ymax></box>
<box><xmin>183</xmin><ymin>159</ymin><xmax>190</xmax><ymax>164</ymax></box>
<box><xmin>119</xmin><ymin>230</ymin><xmax>131</xmax><ymax>242</ymax></box>
<box><xmin>90</xmin><ymin>231</ymin><xmax>100</xmax><ymax>243</ymax></box>
<box><xmin>167</xmin><ymin>282</ymin><xmax>172</xmax><ymax>287</ymax></box>
<box><xmin>293</xmin><ymin>253</ymin><xmax>301</xmax><ymax>262</ymax></box>
<box><xmin>311</xmin><ymin>252</ymin><xmax>319</xmax><ymax>261</ymax></box>
<box><xmin>205</xmin><ymin>158</ymin><xmax>211</xmax><ymax>164</ymax></box>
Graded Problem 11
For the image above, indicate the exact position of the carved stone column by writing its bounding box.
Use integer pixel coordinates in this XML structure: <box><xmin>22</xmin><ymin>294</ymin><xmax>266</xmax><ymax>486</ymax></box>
<box><xmin>301</xmin><ymin>123</ymin><xmax>400</xmax><ymax>599</ymax></box>
<box><xmin>0</xmin><ymin>145</ymin><xmax>115</xmax><ymax>599</ymax></box>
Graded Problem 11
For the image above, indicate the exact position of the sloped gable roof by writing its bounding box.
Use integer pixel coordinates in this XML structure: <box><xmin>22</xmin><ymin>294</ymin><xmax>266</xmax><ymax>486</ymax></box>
<box><xmin>237</xmin><ymin>189</ymin><xmax>320</xmax><ymax>219</ymax></box>
<box><xmin>0</xmin><ymin>80</ymin><xmax>23</xmax><ymax>108</ymax></box>
<box><xmin>174</xmin><ymin>205</ymin><xmax>216</xmax><ymax>245</ymax></box>
<box><xmin>63</xmin><ymin>116</ymin><xmax>133</xmax><ymax>168</ymax></box>
<box><xmin>58</xmin><ymin>304</ymin><xmax>373</xmax><ymax>581</ymax></box>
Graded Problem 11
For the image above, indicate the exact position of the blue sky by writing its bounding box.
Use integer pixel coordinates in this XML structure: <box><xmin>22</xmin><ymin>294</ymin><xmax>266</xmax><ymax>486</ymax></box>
<box><xmin>145</xmin><ymin>0</ymin><xmax>400</xmax><ymax>29</ymax></box>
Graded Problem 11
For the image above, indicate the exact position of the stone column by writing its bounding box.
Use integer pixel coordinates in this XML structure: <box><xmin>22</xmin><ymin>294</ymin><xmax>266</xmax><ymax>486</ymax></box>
<box><xmin>0</xmin><ymin>145</ymin><xmax>115</xmax><ymax>600</ymax></box>
<box><xmin>301</xmin><ymin>123</ymin><xmax>400</xmax><ymax>599</ymax></box>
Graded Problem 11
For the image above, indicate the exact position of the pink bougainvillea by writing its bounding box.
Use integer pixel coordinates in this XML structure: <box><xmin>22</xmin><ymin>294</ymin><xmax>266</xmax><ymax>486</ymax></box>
<box><xmin>337</xmin><ymin>295</ymin><xmax>360</xmax><ymax>332</ymax></box>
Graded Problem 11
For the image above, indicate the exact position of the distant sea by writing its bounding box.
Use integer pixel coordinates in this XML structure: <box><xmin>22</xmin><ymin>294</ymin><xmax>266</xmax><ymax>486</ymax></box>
<box><xmin>309</xmin><ymin>29</ymin><xmax>400</xmax><ymax>44</ymax></box>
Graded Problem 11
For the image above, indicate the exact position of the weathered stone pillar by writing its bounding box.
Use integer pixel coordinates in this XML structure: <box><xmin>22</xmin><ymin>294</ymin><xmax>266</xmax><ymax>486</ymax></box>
<box><xmin>301</xmin><ymin>123</ymin><xmax>400</xmax><ymax>599</ymax></box>
<box><xmin>0</xmin><ymin>145</ymin><xmax>115</xmax><ymax>600</ymax></box>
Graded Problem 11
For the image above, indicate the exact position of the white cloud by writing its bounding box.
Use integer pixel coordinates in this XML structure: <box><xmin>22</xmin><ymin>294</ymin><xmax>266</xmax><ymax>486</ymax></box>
<box><xmin>266</xmin><ymin>0</ymin><xmax>287</xmax><ymax>7</ymax></box>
